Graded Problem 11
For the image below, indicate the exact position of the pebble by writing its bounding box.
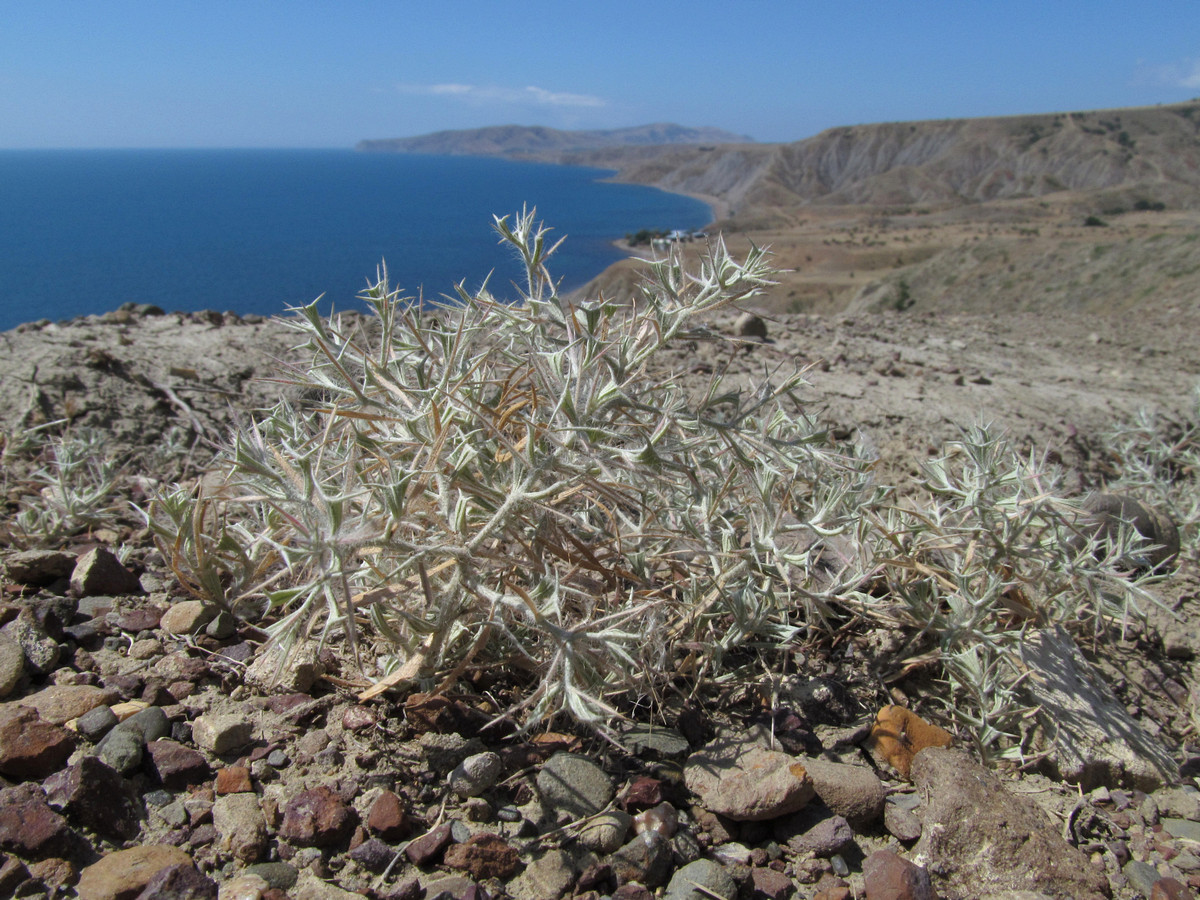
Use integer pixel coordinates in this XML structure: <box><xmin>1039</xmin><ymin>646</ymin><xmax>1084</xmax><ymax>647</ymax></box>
<box><xmin>242</xmin><ymin>861</ymin><xmax>299</xmax><ymax>890</ymax></box>
<box><xmin>43</xmin><ymin>755</ymin><xmax>141</xmax><ymax>841</ymax></box>
<box><xmin>367</xmin><ymin>789</ymin><xmax>411</xmax><ymax>840</ymax></box>
<box><xmin>578</xmin><ymin>810</ymin><xmax>633</xmax><ymax>853</ymax></box>
<box><xmin>621</xmin><ymin>725</ymin><xmax>691</xmax><ymax>759</ymax></box>
<box><xmin>70</xmin><ymin>546</ymin><xmax>142</xmax><ymax>597</ymax></box>
<box><xmin>192</xmin><ymin>712</ymin><xmax>253</xmax><ymax>754</ymax></box>
<box><xmin>1165</xmin><ymin>819</ymin><xmax>1200</xmax><ymax>844</ymax></box>
<box><xmin>609</xmin><ymin>831</ymin><xmax>674</xmax><ymax>888</ymax></box>
<box><xmin>1126</xmin><ymin>859</ymin><xmax>1167</xmax><ymax>896</ymax></box>
<box><xmin>450</xmin><ymin>750</ymin><xmax>503</xmax><ymax>797</ymax></box>
<box><xmin>862</xmin><ymin>849</ymin><xmax>935</xmax><ymax>900</ymax></box>
<box><xmin>0</xmin><ymin>632</ymin><xmax>25</xmax><ymax>698</ymax></box>
<box><xmin>75</xmin><ymin>844</ymin><xmax>193</xmax><ymax>900</ymax></box>
<box><xmin>0</xmin><ymin>704</ymin><xmax>76</xmax><ymax>778</ymax></box>
<box><xmin>278</xmin><ymin>786</ymin><xmax>357</xmax><ymax>847</ymax></box>
<box><xmin>443</xmin><ymin>832</ymin><xmax>521</xmax><ymax>880</ymax></box>
<box><xmin>214</xmin><ymin>792</ymin><xmax>268</xmax><ymax>863</ymax></box>
<box><xmin>158</xmin><ymin>601</ymin><xmax>217</xmax><ymax>636</ymax></box>
<box><xmin>666</xmin><ymin>858</ymin><xmax>737</xmax><ymax>899</ymax></box>
<box><xmin>537</xmin><ymin>752</ymin><xmax>614</xmax><ymax>819</ymax></box>
<box><xmin>146</xmin><ymin>739</ymin><xmax>211</xmax><ymax>787</ymax></box>
<box><xmin>76</xmin><ymin>703</ymin><xmax>120</xmax><ymax>740</ymax></box>
<box><xmin>683</xmin><ymin>736</ymin><xmax>815</xmax><ymax>821</ymax></box>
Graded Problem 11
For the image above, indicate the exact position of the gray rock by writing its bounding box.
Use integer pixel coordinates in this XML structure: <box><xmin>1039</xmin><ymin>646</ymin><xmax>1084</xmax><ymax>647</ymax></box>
<box><xmin>213</xmin><ymin>796</ymin><xmax>267</xmax><ymax>868</ymax></box>
<box><xmin>912</xmin><ymin>747</ymin><xmax>1109</xmax><ymax>899</ymax></box>
<box><xmin>608</xmin><ymin>831</ymin><xmax>673</xmax><ymax>888</ymax></box>
<box><xmin>0</xmin><ymin>632</ymin><xmax>25</xmax><ymax>698</ymax></box>
<box><xmin>788</xmin><ymin>814</ymin><xmax>853</xmax><ymax>857</ymax></box>
<box><xmin>1163</xmin><ymin>817</ymin><xmax>1200</xmax><ymax>843</ymax></box>
<box><xmin>120</xmin><ymin>705</ymin><xmax>171</xmax><ymax>742</ymax></box>
<box><xmin>507</xmin><ymin>848</ymin><xmax>578</xmax><ymax>900</ymax></box>
<box><xmin>70</xmin><ymin>546</ymin><xmax>142</xmax><ymax>596</ymax></box>
<box><xmin>683</xmin><ymin>735</ymin><xmax>815</xmax><ymax>821</ymax></box>
<box><xmin>3</xmin><ymin>608</ymin><xmax>60</xmax><ymax>674</ymax></box>
<box><xmin>1123</xmin><ymin>859</ymin><xmax>1164</xmax><ymax>896</ymax></box>
<box><xmin>578</xmin><ymin>810</ymin><xmax>632</xmax><ymax>854</ymax></box>
<box><xmin>884</xmin><ymin>796</ymin><xmax>924</xmax><ymax>842</ymax></box>
<box><xmin>192</xmin><ymin>713</ymin><xmax>253</xmax><ymax>754</ymax></box>
<box><xmin>1155</xmin><ymin>787</ymin><xmax>1200</xmax><ymax>821</ymax></box>
<box><xmin>621</xmin><ymin>724</ymin><xmax>691</xmax><ymax>759</ymax></box>
<box><xmin>537</xmin><ymin>752</ymin><xmax>614</xmax><ymax>819</ymax></box>
<box><xmin>1019</xmin><ymin>625</ymin><xmax>1176</xmax><ymax>790</ymax></box>
<box><xmin>4</xmin><ymin>549</ymin><xmax>75</xmax><ymax>586</ymax></box>
<box><xmin>802</xmin><ymin>756</ymin><xmax>886</xmax><ymax>829</ymax></box>
<box><xmin>449</xmin><ymin>751</ymin><xmax>502</xmax><ymax>797</ymax></box>
<box><xmin>665</xmin><ymin>858</ymin><xmax>737</xmax><ymax>900</ymax></box>
<box><xmin>418</xmin><ymin>731</ymin><xmax>484</xmax><ymax>774</ymax></box>
<box><xmin>95</xmin><ymin>726</ymin><xmax>145</xmax><ymax>774</ymax></box>
<box><xmin>75</xmin><ymin>704</ymin><xmax>119</xmax><ymax>741</ymax></box>
<box><xmin>242</xmin><ymin>862</ymin><xmax>298</xmax><ymax>890</ymax></box>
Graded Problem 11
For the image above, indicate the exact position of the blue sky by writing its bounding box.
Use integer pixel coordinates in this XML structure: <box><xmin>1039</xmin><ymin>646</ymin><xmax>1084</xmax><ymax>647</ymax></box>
<box><xmin>4</xmin><ymin>1</ymin><xmax>1199</xmax><ymax>148</ymax></box>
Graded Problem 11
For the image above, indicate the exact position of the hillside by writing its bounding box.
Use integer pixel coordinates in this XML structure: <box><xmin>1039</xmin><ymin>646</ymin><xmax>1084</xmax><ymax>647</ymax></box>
<box><xmin>356</xmin><ymin>122</ymin><xmax>753</xmax><ymax>157</ymax></box>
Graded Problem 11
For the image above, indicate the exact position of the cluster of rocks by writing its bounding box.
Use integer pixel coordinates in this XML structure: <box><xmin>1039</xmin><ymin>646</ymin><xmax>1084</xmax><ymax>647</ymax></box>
<box><xmin>0</xmin><ymin>541</ymin><xmax>1198</xmax><ymax>899</ymax></box>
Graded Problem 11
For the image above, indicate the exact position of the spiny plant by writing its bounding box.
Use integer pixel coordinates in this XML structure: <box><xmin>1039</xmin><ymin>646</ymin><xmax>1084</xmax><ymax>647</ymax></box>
<box><xmin>153</xmin><ymin>210</ymin><xmax>1175</xmax><ymax>755</ymax></box>
<box><xmin>160</xmin><ymin>208</ymin><xmax>881</xmax><ymax>732</ymax></box>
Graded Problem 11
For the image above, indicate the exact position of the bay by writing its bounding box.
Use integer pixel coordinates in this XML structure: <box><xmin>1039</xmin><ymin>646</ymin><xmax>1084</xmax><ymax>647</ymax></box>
<box><xmin>0</xmin><ymin>149</ymin><xmax>711</xmax><ymax>331</ymax></box>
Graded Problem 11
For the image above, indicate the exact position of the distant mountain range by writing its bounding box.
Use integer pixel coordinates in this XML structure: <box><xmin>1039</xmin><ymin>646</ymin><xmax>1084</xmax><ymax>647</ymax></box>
<box><xmin>358</xmin><ymin>104</ymin><xmax>1200</xmax><ymax>216</ymax></box>
<box><xmin>355</xmin><ymin>123</ymin><xmax>754</xmax><ymax>157</ymax></box>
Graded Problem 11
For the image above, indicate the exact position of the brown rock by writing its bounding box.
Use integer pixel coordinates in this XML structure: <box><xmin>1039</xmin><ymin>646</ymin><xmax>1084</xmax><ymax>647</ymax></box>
<box><xmin>684</xmin><ymin>736</ymin><xmax>815</xmax><ymax>821</ymax></box>
<box><xmin>77</xmin><ymin>845</ymin><xmax>194</xmax><ymax>900</ymax></box>
<box><xmin>158</xmin><ymin>601</ymin><xmax>217</xmax><ymax>636</ymax></box>
<box><xmin>911</xmin><ymin>747</ymin><xmax>1108</xmax><ymax>899</ymax></box>
<box><xmin>146</xmin><ymin>740</ymin><xmax>211</xmax><ymax>788</ymax></box>
<box><xmin>0</xmin><ymin>783</ymin><xmax>75</xmax><ymax>857</ymax></box>
<box><xmin>14</xmin><ymin>683</ymin><xmax>115</xmax><ymax>724</ymax></box>
<box><xmin>405</xmin><ymin>821</ymin><xmax>454</xmax><ymax>866</ymax></box>
<box><xmin>278</xmin><ymin>786</ymin><xmax>357</xmax><ymax>847</ymax></box>
<box><xmin>215</xmin><ymin>765</ymin><xmax>254</xmax><ymax>794</ymax></box>
<box><xmin>4</xmin><ymin>549</ymin><xmax>75</xmax><ymax>586</ymax></box>
<box><xmin>804</xmin><ymin>756</ymin><xmax>887</xmax><ymax>829</ymax></box>
<box><xmin>70</xmin><ymin>547</ymin><xmax>142</xmax><ymax>597</ymax></box>
<box><xmin>443</xmin><ymin>832</ymin><xmax>521</xmax><ymax>880</ymax></box>
<box><xmin>132</xmin><ymin>862</ymin><xmax>217</xmax><ymax>899</ymax></box>
<box><xmin>622</xmin><ymin>775</ymin><xmax>664</xmax><ymax>811</ymax></box>
<box><xmin>43</xmin><ymin>755</ymin><xmax>141</xmax><ymax>840</ymax></box>
<box><xmin>864</xmin><ymin>707</ymin><xmax>952</xmax><ymax>780</ymax></box>
<box><xmin>750</xmin><ymin>865</ymin><xmax>795</xmax><ymax>900</ymax></box>
<box><xmin>1153</xmin><ymin>878</ymin><xmax>1195</xmax><ymax>900</ymax></box>
<box><xmin>367</xmin><ymin>789</ymin><xmax>411</xmax><ymax>840</ymax></box>
<box><xmin>0</xmin><ymin>704</ymin><xmax>75</xmax><ymax>779</ymax></box>
<box><xmin>862</xmin><ymin>849</ymin><xmax>937</xmax><ymax>900</ymax></box>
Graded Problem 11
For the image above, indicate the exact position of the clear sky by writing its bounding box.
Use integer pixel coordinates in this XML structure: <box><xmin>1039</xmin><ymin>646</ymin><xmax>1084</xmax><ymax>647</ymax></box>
<box><xmin>4</xmin><ymin>1</ymin><xmax>1199</xmax><ymax>149</ymax></box>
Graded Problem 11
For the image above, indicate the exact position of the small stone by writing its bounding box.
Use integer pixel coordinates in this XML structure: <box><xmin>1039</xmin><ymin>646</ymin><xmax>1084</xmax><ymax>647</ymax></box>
<box><xmin>15</xmin><ymin>683</ymin><xmax>112</xmax><ymax>726</ymax></box>
<box><xmin>341</xmin><ymin>705</ymin><xmax>376</xmax><ymax>731</ymax></box>
<box><xmin>192</xmin><ymin>713</ymin><xmax>253</xmax><ymax>754</ymax></box>
<box><xmin>217</xmin><ymin>873</ymin><xmax>270</xmax><ymax>898</ymax></box>
<box><xmin>159</xmin><ymin>601</ymin><xmax>217</xmax><ymax>636</ymax></box>
<box><xmin>578</xmin><ymin>810</ymin><xmax>633</xmax><ymax>854</ymax></box>
<box><xmin>405</xmin><ymin>821</ymin><xmax>454</xmax><ymax>866</ymax></box>
<box><xmin>278</xmin><ymin>786</ymin><xmax>357</xmax><ymax>847</ymax></box>
<box><xmin>215</xmin><ymin>765</ymin><xmax>254</xmax><ymax>794</ymax></box>
<box><xmin>129</xmin><ymin>638</ymin><xmax>162</xmax><ymax>660</ymax></box>
<box><xmin>245</xmin><ymin>640</ymin><xmax>324</xmax><ymax>694</ymax></box>
<box><xmin>266</xmin><ymin>748</ymin><xmax>288</xmax><ymax>767</ymax></box>
<box><xmin>0</xmin><ymin>782</ymin><xmax>75</xmax><ymax>857</ymax></box>
<box><xmin>684</xmin><ymin>736</ymin><xmax>816</xmax><ymax>821</ymax></box>
<box><xmin>735</xmin><ymin>312</ymin><xmax>769</xmax><ymax>341</ymax></box>
<box><xmin>803</xmin><ymin>756</ymin><xmax>886</xmax><ymax>829</ymax></box>
<box><xmin>1165</xmin><ymin>818</ymin><xmax>1200</xmax><ymax>843</ymax></box>
<box><xmin>864</xmin><ymin>706</ymin><xmax>953</xmax><ymax>779</ymax></box>
<box><xmin>367</xmin><ymin>789</ymin><xmax>411</xmax><ymax>840</ymax></box>
<box><xmin>537</xmin><ymin>752</ymin><xmax>614</xmax><ymax>819</ymax></box>
<box><xmin>862</xmin><ymin>849</ymin><xmax>936</xmax><ymax>900</ymax></box>
<box><xmin>609</xmin><ymin>831</ymin><xmax>674</xmax><ymax>888</ymax></box>
<box><xmin>95</xmin><ymin>725</ymin><xmax>144</xmax><ymax>774</ymax></box>
<box><xmin>146</xmin><ymin>739</ymin><xmax>211</xmax><ymax>788</ymax></box>
<box><xmin>623</xmin><ymin>776</ymin><xmax>665</xmax><ymax>811</ymax></box>
<box><xmin>116</xmin><ymin>704</ymin><xmax>171</xmax><ymax>741</ymax></box>
<box><xmin>510</xmin><ymin>847</ymin><xmax>577</xmax><ymax>900</ymax></box>
<box><xmin>204</xmin><ymin>611</ymin><xmax>236</xmax><ymax>640</ymax></box>
<box><xmin>4</xmin><ymin>549</ymin><xmax>75</xmax><ymax>586</ymax></box>
<box><xmin>113</xmin><ymin>607</ymin><xmax>164</xmax><ymax>633</ymax></box>
<box><xmin>213</xmin><ymin>792</ymin><xmax>268</xmax><ymax>863</ymax></box>
<box><xmin>0</xmin><ymin>704</ymin><xmax>75</xmax><ymax>778</ymax></box>
<box><xmin>349</xmin><ymin>837</ymin><xmax>396</xmax><ymax>872</ymax></box>
<box><xmin>0</xmin><ymin>632</ymin><xmax>25</xmax><ymax>698</ymax></box>
<box><xmin>749</xmin><ymin>866</ymin><xmax>794</xmax><ymax>900</ymax></box>
<box><xmin>132</xmin><ymin>862</ymin><xmax>217</xmax><ymax>900</ymax></box>
<box><xmin>665</xmin><ymin>858</ymin><xmax>737</xmax><ymax>900</ymax></box>
<box><xmin>76</xmin><ymin>704</ymin><xmax>120</xmax><ymax>741</ymax></box>
<box><xmin>3</xmin><ymin>607</ymin><xmax>60</xmax><ymax>674</ymax></box>
<box><xmin>76</xmin><ymin>844</ymin><xmax>193</xmax><ymax>900</ymax></box>
<box><xmin>450</xmin><ymin>751</ymin><xmax>503</xmax><ymax>797</ymax></box>
<box><xmin>1152</xmin><ymin>877</ymin><xmax>1195</xmax><ymax>900</ymax></box>
<box><xmin>242</xmin><ymin>862</ymin><xmax>298</xmax><ymax>890</ymax></box>
<box><xmin>621</xmin><ymin>725</ymin><xmax>691</xmax><ymax>759</ymax></box>
<box><xmin>43</xmin><ymin>755</ymin><xmax>141</xmax><ymax>840</ymax></box>
<box><xmin>633</xmin><ymin>802</ymin><xmax>678</xmax><ymax>839</ymax></box>
<box><xmin>1127</xmin><ymin>860</ymin><xmax>1167</xmax><ymax>897</ymax></box>
<box><xmin>884</xmin><ymin>797</ymin><xmax>924</xmax><ymax>842</ymax></box>
<box><xmin>443</xmin><ymin>832</ymin><xmax>520</xmax><ymax>880</ymax></box>
<box><xmin>70</xmin><ymin>547</ymin><xmax>142</xmax><ymax>597</ymax></box>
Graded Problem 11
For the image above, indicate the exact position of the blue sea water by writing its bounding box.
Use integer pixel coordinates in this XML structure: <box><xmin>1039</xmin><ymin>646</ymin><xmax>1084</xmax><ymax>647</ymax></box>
<box><xmin>0</xmin><ymin>149</ymin><xmax>711</xmax><ymax>332</ymax></box>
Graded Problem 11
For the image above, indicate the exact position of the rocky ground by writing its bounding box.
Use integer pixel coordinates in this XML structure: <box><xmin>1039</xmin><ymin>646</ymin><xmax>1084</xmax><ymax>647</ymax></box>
<box><xmin>0</xmin><ymin>299</ymin><xmax>1198</xmax><ymax>900</ymax></box>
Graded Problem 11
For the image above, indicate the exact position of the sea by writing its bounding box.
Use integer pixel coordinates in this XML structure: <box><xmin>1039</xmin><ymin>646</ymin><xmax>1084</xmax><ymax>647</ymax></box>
<box><xmin>0</xmin><ymin>149</ymin><xmax>712</xmax><ymax>332</ymax></box>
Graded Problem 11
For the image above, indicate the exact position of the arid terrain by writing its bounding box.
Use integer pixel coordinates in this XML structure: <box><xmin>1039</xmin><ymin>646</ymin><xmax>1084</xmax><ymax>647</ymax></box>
<box><xmin>1</xmin><ymin>102</ymin><xmax>1199</xmax><ymax>899</ymax></box>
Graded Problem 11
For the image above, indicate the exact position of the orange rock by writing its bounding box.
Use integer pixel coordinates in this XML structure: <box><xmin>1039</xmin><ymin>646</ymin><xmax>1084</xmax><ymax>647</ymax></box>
<box><xmin>865</xmin><ymin>706</ymin><xmax>952</xmax><ymax>779</ymax></box>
